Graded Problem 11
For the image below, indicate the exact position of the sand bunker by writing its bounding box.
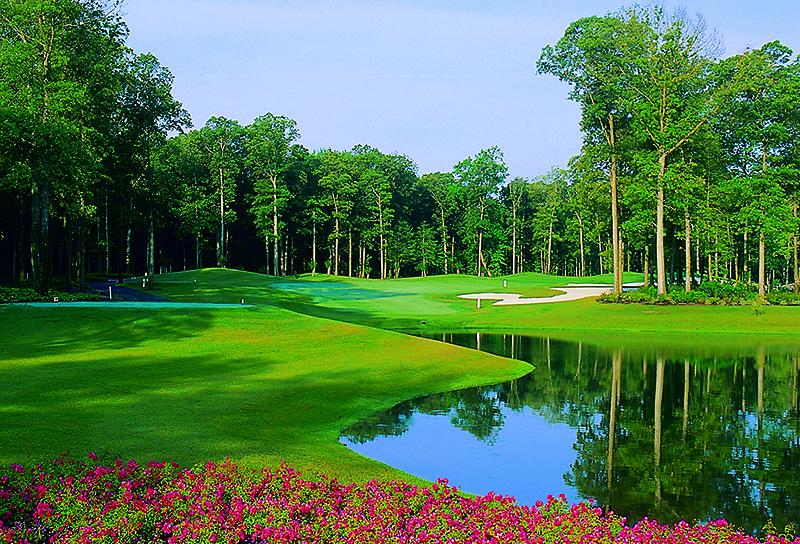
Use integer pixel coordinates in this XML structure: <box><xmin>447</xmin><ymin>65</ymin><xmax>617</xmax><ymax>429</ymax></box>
<box><xmin>458</xmin><ymin>284</ymin><xmax>615</xmax><ymax>306</ymax></box>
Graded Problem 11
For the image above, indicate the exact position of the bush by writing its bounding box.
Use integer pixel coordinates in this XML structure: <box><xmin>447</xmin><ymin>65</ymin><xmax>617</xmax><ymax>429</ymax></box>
<box><xmin>600</xmin><ymin>281</ymin><xmax>800</xmax><ymax>306</ymax></box>
<box><xmin>2</xmin><ymin>456</ymin><xmax>796</xmax><ymax>544</ymax></box>
<box><xmin>0</xmin><ymin>287</ymin><xmax>100</xmax><ymax>303</ymax></box>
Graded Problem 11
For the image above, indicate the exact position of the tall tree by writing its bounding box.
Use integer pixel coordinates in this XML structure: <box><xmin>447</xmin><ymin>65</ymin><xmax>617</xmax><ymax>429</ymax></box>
<box><xmin>505</xmin><ymin>177</ymin><xmax>528</xmax><ymax>275</ymax></box>
<box><xmin>617</xmin><ymin>5</ymin><xmax>758</xmax><ymax>295</ymax></box>
<box><xmin>717</xmin><ymin>42</ymin><xmax>800</xmax><ymax>297</ymax></box>
<box><xmin>0</xmin><ymin>0</ymin><xmax>128</xmax><ymax>293</ymax></box>
<box><xmin>197</xmin><ymin>117</ymin><xmax>243</xmax><ymax>267</ymax></box>
<box><xmin>419</xmin><ymin>172</ymin><xmax>458</xmax><ymax>275</ymax></box>
<box><xmin>315</xmin><ymin>149</ymin><xmax>357</xmax><ymax>276</ymax></box>
<box><xmin>117</xmin><ymin>52</ymin><xmax>190</xmax><ymax>286</ymax></box>
<box><xmin>454</xmin><ymin>147</ymin><xmax>507</xmax><ymax>277</ymax></box>
<box><xmin>539</xmin><ymin>15</ymin><xmax>629</xmax><ymax>293</ymax></box>
<box><xmin>245</xmin><ymin>113</ymin><xmax>300</xmax><ymax>276</ymax></box>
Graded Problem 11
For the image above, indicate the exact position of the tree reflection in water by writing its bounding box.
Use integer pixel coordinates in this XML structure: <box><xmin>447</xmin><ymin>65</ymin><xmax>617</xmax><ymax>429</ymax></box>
<box><xmin>340</xmin><ymin>334</ymin><xmax>800</xmax><ymax>534</ymax></box>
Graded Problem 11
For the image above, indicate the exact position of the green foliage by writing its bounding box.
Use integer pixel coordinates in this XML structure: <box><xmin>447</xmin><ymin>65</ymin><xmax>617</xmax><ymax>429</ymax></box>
<box><xmin>600</xmin><ymin>281</ymin><xmax>800</xmax><ymax>306</ymax></box>
<box><xmin>3</xmin><ymin>2</ymin><xmax>800</xmax><ymax>300</ymax></box>
<box><xmin>0</xmin><ymin>286</ymin><xmax>100</xmax><ymax>303</ymax></box>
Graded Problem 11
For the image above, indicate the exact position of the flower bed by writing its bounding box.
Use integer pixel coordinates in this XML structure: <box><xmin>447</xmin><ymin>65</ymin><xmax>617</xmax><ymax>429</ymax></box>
<box><xmin>0</xmin><ymin>456</ymin><xmax>796</xmax><ymax>544</ymax></box>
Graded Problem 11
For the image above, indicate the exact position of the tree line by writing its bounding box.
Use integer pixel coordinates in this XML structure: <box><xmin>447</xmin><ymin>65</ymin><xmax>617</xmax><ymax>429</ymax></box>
<box><xmin>2</xmin><ymin>2</ymin><xmax>799</xmax><ymax>297</ymax></box>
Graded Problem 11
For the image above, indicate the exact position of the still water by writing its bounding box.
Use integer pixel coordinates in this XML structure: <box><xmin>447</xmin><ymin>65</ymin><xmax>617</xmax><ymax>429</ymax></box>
<box><xmin>340</xmin><ymin>333</ymin><xmax>800</xmax><ymax>533</ymax></box>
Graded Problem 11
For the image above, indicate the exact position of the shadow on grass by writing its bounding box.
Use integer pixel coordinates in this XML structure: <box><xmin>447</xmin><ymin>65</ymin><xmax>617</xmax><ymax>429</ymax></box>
<box><xmin>0</xmin><ymin>305</ymin><xmax>228</xmax><ymax>360</ymax></box>
<box><xmin>274</xmin><ymin>298</ymin><xmax>423</xmax><ymax>330</ymax></box>
<box><xmin>0</xmin><ymin>342</ymin><xmax>497</xmax><ymax>470</ymax></box>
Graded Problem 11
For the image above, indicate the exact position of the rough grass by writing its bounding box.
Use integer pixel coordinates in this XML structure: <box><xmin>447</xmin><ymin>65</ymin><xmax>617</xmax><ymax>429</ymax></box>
<box><xmin>0</xmin><ymin>301</ymin><xmax>529</xmax><ymax>484</ymax></box>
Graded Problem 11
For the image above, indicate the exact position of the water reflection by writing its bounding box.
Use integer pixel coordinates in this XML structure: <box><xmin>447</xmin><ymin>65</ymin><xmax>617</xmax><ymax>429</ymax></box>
<box><xmin>340</xmin><ymin>334</ymin><xmax>800</xmax><ymax>534</ymax></box>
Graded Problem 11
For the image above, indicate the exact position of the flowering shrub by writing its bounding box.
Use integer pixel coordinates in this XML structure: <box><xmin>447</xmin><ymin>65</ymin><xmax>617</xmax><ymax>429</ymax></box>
<box><xmin>0</xmin><ymin>455</ymin><xmax>797</xmax><ymax>544</ymax></box>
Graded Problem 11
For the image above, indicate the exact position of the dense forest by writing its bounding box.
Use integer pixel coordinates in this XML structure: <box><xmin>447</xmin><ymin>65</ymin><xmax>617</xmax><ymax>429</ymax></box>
<box><xmin>1</xmin><ymin>1</ymin><xmax>799</xmax><ymax>297</ymax></box>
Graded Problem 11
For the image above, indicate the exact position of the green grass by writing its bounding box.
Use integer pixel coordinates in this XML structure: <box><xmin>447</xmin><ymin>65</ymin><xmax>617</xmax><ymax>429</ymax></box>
<box><xmin>146</xmin><ymin>269</ymin><xmax>800</xmax><ymax>337</ymax></box>
<box><xmin>0</xmin><ymin>301</ymin><xmax>529</xmax><ymax>484</ymax></box>
<box><xmin>5</xmin><ymin>268</ymin><xmax>800</xmax><ymax>488</ymax></box>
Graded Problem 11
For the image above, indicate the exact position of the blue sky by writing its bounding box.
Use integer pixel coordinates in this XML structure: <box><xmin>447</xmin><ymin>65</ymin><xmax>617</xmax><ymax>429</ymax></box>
<box><xmin>121</xmin><ymin>0</ymin><xmax>800</xmax><ymax>180</ymax></box>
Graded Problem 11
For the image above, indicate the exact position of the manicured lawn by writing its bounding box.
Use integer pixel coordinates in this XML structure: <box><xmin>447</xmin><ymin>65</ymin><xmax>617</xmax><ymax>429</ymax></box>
<box><xmin>4</xmin><ymin>267</ymin><xmax>800</xmax><ymax>486</ymax></box>
<box><xmin>146</xmin><ymin>269</ymin><xmax>800</xmax><ymax>338</ymax></box>
<box><xmin>0</xmin><ymin>300</ymin><xmax>529</xmax><ymax>484</ymax></box>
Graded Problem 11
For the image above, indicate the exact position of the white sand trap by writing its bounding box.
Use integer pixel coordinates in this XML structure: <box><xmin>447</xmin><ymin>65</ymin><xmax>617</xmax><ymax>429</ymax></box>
<box><xmin>458</xmin><ymin>284</ymin><xmax>613</xmax><ymax>306</ymax></box>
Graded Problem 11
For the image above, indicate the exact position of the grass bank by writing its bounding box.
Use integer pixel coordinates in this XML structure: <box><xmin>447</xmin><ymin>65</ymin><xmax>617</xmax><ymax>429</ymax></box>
<box><xmin>0</xmin><ymin>301</ymin><xmax>529</xmax><ymax>483</ymax></box>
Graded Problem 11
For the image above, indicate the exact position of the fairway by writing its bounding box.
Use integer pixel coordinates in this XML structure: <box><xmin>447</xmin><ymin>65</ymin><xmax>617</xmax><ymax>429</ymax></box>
<box><xmin>4</xmin><ymin>268</ymin><xmax>800</xmax><ymax>485</ymax></box>
<box><xmin>136</xmin><ymin>268</ymin><xmax>800</xmax><ymax>337</ymax></box>
<box><xmin>0</xmin><ymin>298</ymin><xmax>529</xmax><ymax>483</ymax></box>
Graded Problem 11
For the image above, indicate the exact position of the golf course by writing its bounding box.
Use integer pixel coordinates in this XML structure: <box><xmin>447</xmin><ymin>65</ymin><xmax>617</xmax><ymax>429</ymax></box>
<box><xmin>2</xmin><ymin>268</ymin><xmax>798</xmax><ymax>481</ymax></box>
<box><xmin>5</xmin><ymin>269</ymin><xmax>800</xmax><ymax>543</ymax></box>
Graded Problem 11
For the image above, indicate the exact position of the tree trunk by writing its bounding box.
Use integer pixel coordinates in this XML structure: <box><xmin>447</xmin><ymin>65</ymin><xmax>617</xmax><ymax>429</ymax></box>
<box><xmin>794</xmin><ymin>198</ymin><xmax>799</xmax><ymax>294</ymax></box>
<box><xmin>743</xmin><ymin>231</ymin><xmax>749</xmax><ymax>283</ymax></box>
<box><xmin>441</xmin><ymin>209</ymin><xmax>448</xmax><ymax>275</ymax></box>
<box><xmin>12</xmin><ymin>202</ymin><xmax>20</xmax><ymax>284</ymax></box>
<box><xmin>65</xmin><ymin>216</ymin><xmax>73</xmax><ymax>290</ymax></box>
<box><xmin>264</xmin><ymin>236</ymin><xmax>271</xmax><ymax>276</ymax></box>
<box><xmin>126</xmin><ymin>224</ymin><xmax>133</xmax><ymax>275</ymax></box>
<box><xmin>31</xmin><ymin>177</ymin><xmax>50</xmax><ymax>294</ymax></box>
<box><xmin>547</xmin><ymin>219</ymin><xmax>554</xmax><ymax>275</ymax></box>
<box><xmin>218</xmin><ymin>167</ymin><xmax>225</xmax><ymax>267</ymax></box>
<box><xmin>148</xmin><ymin>209</ymin><xmax>155</xmax><ymax>289</ymax></box>
<box><xmin>611</xmin><ymin>152</ymin><xmax>622</xmax><ymax>294</ymax></box>
<box><xmin>656</xmin><ymin>154</ymin><xmax>667</xmax><ymax>296</ymax></box>
<box><xmin>333</xmin><ymin>196</ymin><xmax>340</xmax><ymax>276</ymax></box>
<box><xmin>512</xmin><ymin>206</ymin><xmax>517</xmax><ymax>276</ymax></box>
<box><xmin>104</xmin><ymin>193</ymin><xmax>110</xmax><ymax>275</ymax></box>
<box><xmin>682</xmin><ymin>359</ymin><xmax>690</xmax><ymax>440</ymax></box>
<box><xmin>598</xmin><ymin>233</ymin><xmax>604</xmax><ymax>275</ymax></box>
<box><xmin>709</xmin><ymin>251</ymin><xmax>714</xmax><ymax>282</ymax></box>
<box><xmin>312</xmin><ymin>212</ymin><xmax>317</xmax><ymax>277</ymax></box>
<box><xmin>684</xmin><ymin>210</ymin><xmax>691</xmax><ymax>293</ymax></box>
<box><xmin>654</xmin><ymin>356</ymin><xmax>665</xmax><ymax>507</ymax></box>
<box><xmin>644</xmin><ymin>245</ymin><xmax>650</xmax><ymax>288</ymax></box>
<box><xmin>78</xmin><ymin>206</ymin><xmax>85</xmax><ymax>292</ymax></box>
<box><xmin>759</xmin><ymin>230</ymin><xmax>766</xmax><ymax>298</ymax></box>
<box><xmin>577</xmin><ymin>213</ymin><xmax>585</xmax><ymax>278</ymax></box>
<box><xmin>607</xmin><ymin>349</ymin><xmax>621</xmax><ymax>492</ymax></box>
<box><xmin>272</xmin><ymin>181</ymin><xmax>279</xmax><ymax>276</ymax></box>
<box><xmin>477</xmin><ymin>202</ymin><xmax>487</xmax><ymax>277</ymax></box>
<box><xmin>477</xmin><ymin>231</ymin><xmax>483</xmax><ymax>276</ymax></box>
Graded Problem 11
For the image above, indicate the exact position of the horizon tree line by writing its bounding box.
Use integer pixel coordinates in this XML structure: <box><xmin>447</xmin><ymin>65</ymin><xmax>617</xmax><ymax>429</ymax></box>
<box><xmin>1</xmin><ymin>2</ymin><xmax>799</xmax><ymax>297</ymax></box>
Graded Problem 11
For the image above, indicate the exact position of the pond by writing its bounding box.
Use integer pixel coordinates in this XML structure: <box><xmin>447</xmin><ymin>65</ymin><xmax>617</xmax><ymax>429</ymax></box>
<box><xmin>340</xmin><ymin>333</ymin><xmax>800</xmax><ymax>534</ymax></box>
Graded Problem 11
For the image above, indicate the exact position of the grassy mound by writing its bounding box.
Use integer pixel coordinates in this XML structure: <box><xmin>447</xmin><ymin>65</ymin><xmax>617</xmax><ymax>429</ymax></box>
<box><xmin>0</xmin><ymin>298</ymin><xmax>528</xmax><ymax>482</ymax></box>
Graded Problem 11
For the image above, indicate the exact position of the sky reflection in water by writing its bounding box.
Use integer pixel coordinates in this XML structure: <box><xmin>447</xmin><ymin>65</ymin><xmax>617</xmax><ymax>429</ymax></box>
<box><xmin>344</xmin><ymin>406</ymin><xmax>579</xmax><ymax>505</ymax></box>
<box><xmin>340</xmin><ymin>333</ymin><xmax>800</xmax><ymax>534</ymax></box>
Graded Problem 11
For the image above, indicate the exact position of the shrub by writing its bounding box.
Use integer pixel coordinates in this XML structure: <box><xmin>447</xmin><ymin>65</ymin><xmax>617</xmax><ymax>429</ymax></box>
<box><xmin>1</xmin><ymin>456</ymin><xmax>798</xmax><ymax>544</ymax></box>
<box><xmin>601</xmin><ymin>281</ymin><xmax>800</xmax><ymax>306</ymax></box>
<box><xmin>0</xmin><ymin>287</ymin><xmax>100</xmax><ymax>304</ymax></box>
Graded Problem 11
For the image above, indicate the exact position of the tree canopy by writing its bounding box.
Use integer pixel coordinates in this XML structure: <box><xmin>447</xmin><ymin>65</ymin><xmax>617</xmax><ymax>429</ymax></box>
<box><xmin>2</xmin><ymin>3</ymin><xmax>800</xmax><ymax>300</ymax></box>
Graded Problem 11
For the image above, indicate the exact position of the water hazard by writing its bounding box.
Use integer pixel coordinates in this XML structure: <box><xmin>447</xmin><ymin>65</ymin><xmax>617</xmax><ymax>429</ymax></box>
<box><xmin>340</xmin><ymin>333</ymin><xmax>800</xmax><ymax>533</ymax></box>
